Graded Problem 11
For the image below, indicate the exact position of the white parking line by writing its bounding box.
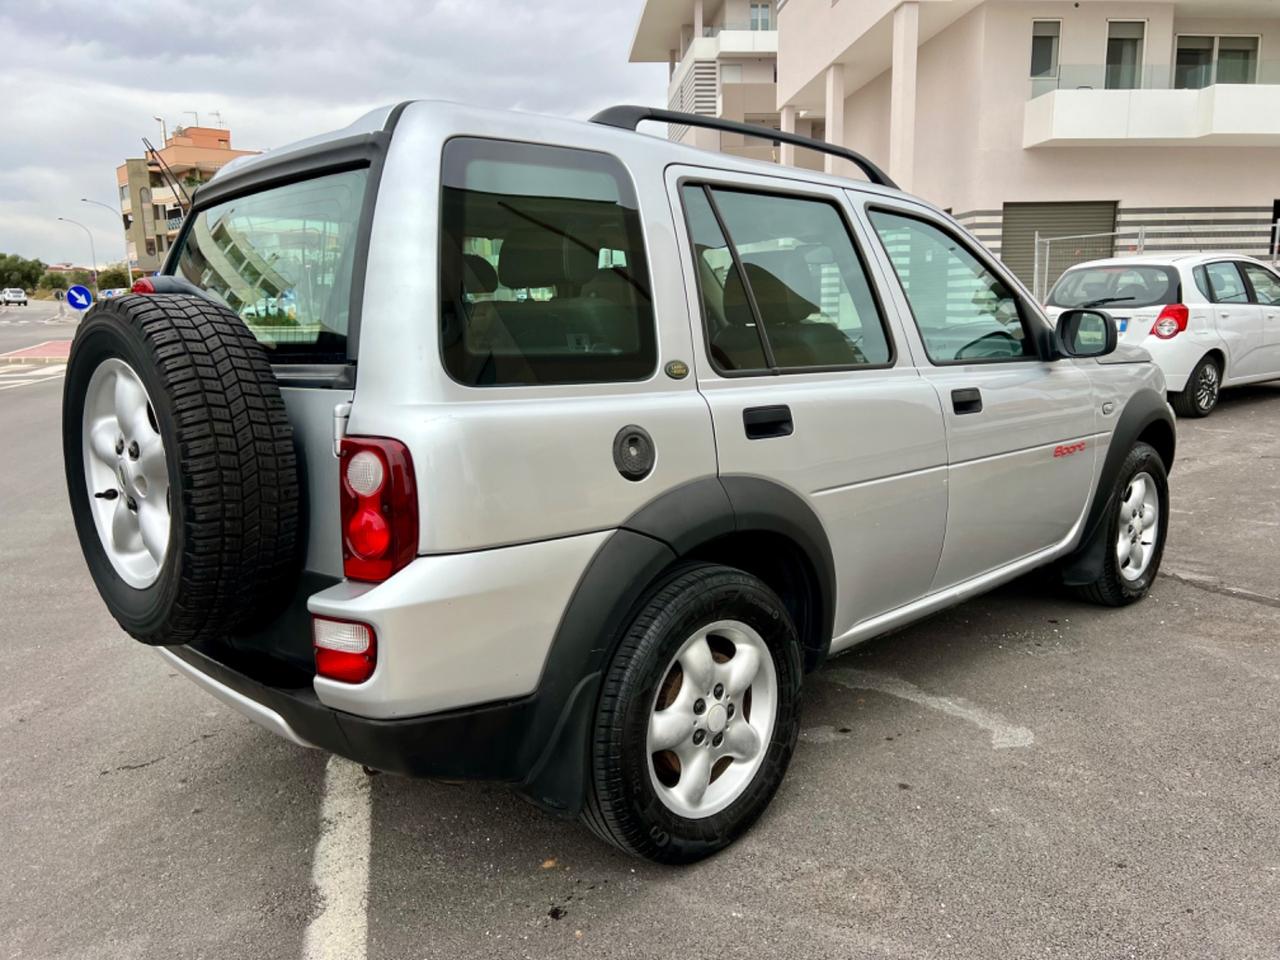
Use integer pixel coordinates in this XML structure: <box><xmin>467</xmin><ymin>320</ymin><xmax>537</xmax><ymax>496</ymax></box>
<box><xmin>302</xmin><ymin>756</ymin><xmax>372</xmax><ymax>960</ymax></box>
<box><xmin>0</xmin><ymin>364</ymin><xmax>66</xmax><ymax>391</ymax></box>
<box><xmin>824</xmin><ymin>668</ymin><xmax>1035</xmax><ymax>749</ymax></box>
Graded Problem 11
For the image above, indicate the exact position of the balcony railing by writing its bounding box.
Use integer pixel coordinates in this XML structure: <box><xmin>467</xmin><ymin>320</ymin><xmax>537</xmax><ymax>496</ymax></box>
<box><xmin>701</xmin><ymin>22</ymin><xmax>774</xmax><ymax>37</ymax></box>
<box><xmin>1030</xmin><ymin>61</ymin><xmax>1280</xmax><ymax>99</ymax></box>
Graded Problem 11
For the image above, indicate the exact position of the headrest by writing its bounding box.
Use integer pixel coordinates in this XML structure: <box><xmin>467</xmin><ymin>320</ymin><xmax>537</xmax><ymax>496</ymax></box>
<box><xmin>498</xmin><ymin>225</ymin><xmax>598</xmax><ymax>289</ymax></box>
<box><xmin>462</xmin><ymin>254</ymin><xmax>497</xmax><ymax>294</ymax></box>
<box><xmin>583</xmin><ymin>267</ymin><xmax>633</xmax><ymax>302</ymax></box>
<box><xmin>723</xmin><ymin>253</ymin><xmax>819</xmax><ymax>327</ymax></box>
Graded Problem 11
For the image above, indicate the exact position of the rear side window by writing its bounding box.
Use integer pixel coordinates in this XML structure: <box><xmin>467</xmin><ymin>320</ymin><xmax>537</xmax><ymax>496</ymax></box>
<box><xmin>439</xmin><ymin>138</ymin><xmax>656</xmax><ymax>387</ymax></box>
<box><xmin>1048</xmin><ymin>265</ymin><xmax>1179</xmax><ymax>308</ymax></box>
<box><xmin>1204</xmin><ymin>262</ymin><xmax>1249</xmax><ymax>304</ymax></box>
<box><xmin>173</xmin><ymin>168</ymin><xmax>368</xmax><ymax>363</ymax></box>
<box><xmin>869</xmin><ymin>209</ymin><xmax>1035</xmax><ymax>363</ymax></box>
<box><xmin>680</xmin><ymin>184</ymin><xmax>891</xmax><ymax>374</ymax></box>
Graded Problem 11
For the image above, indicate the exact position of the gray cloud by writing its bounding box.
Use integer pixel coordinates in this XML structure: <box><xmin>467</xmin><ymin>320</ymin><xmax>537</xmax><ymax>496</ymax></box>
<box><xmin>0</xmin><ymin>0</ymin><xmax>664</xmax><ymax>265</ymax></box>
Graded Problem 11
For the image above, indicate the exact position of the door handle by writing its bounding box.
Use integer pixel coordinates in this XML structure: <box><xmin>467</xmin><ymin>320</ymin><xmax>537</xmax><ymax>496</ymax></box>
<box><xmin>743</xmin><ymin>404</ymin><xmax>793</xmax><ymax>440</ymax></box>
<box><xmin>952</xmin><ymin>388</ymin><xmax>983</xmax><ymax>415</ymax></box>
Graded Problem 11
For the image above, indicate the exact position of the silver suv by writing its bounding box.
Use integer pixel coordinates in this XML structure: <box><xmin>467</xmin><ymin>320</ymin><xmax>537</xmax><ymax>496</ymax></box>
<box><xmin>62</xmin><ymin>102</ymin><xmax>1175</xmax><ymax>863</ymax></box>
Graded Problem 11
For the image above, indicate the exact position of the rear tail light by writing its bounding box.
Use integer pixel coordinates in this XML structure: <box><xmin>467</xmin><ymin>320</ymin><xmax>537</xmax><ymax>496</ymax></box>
<box><xmin>131</xmin><ymin>277</ymin><xmax>156</xmax><ymax>294</ymax></box>
<box><xmin>313</xmin><ymin>617</ymin><xmax>376</xmax><ymax>683</ymax></box>
<box><xmin>339</xmin><ymin>437</ymin><xmax>418</xmax><ymax>582</ymax></box>
<box><xmin>1151</xmin><ymin>304</ymin><xmax>1189</xmax><ymax>339</ymax></box>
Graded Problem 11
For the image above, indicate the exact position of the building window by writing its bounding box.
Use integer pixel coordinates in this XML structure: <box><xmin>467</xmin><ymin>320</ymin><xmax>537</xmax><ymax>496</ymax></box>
<box><xmin>1030</xmin><ymin>21</ymin><xmax>1060</xmax><ymax>79</ymax></box>
<box><xmin>1176</xmin><ymin>35</ymin><xmax>1259</xmax><ymax>88</ymax></box>
<box><xmin>1105</xmin><ymin>21</ymin><xmax>1145</xmax><ymax>90</ymax></box>
<box><xmin>749</xmin><ymin>2</ymin><xmax>772</xmax><ymax>31</ymax></box>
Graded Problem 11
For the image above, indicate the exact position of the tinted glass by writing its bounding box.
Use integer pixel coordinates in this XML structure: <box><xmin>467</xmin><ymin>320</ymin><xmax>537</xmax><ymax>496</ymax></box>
<box><xmin>683</xmin><ymin>186</ymin><xmax>890</xmax><ymax>372</ymax></box>
<box><xmin>1030</xmin><ymin>21</ymin><xmax>1060</xmax><ymax>78</ymax></box>
<box><xmin>1217</xmin><ymin>36</ymin><xmax>1259</xmax><ymax>84</ymax></box>
<box><xmin>870</xmin><ymin>210</ymin><xmax>1036</xmax><ymax>363</ymax></box>
<box><xmin>1106</xmin><ymin>21</ymin><xmax>1145</xmax><ymax>90</ymax></box>
<box><xmin>173</xmin><ymin>168</ymin><xmax>368</xmax><ymax>362</ymax></box>
<box><xmin>439</xmin><ymin>138</ymin><xmax>655</xmax><ymax>386</ymax></box>
<box><xmin>1242</xmin><ymin>263</ymin><xmax>1280</xmax><ymax>305</ymax></box>
<box><xmin>1175</xmin><ymin>35</ymin><xmax>1214</xmax><ymax>89</ymax></box>
<box><xmin>1048</xmin><ymin>264</ymin><xmax>1179</xmax><ymax>308</ymax></box>
<box><xmin>1205</xmin><ymin>262</ymin><xmax>1249</xmax><ymax>304</ymax></box>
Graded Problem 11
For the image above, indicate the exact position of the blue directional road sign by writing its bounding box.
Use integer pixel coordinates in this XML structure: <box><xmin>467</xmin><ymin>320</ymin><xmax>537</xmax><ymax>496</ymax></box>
<box><xmin>67</xmin><ymin>285</ymin><xmax>94</xmax><ymax>311</ymax></box>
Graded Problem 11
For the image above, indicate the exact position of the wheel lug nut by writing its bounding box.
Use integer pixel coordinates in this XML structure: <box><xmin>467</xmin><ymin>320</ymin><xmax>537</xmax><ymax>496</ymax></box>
<box><xmin>692</xmin><ymin>730</ymin><xmax>705</xmax><ymax>745</ymax></box>
<box><xmin>128</xmin><ymin>441</ymin><xmax>140</xmax><ymax>460</ymax></box>
<box><xmin>727</xmin><ymin>703</ymin><xmax>735</xmax><ymax>718</ymax></box>
<box><xmin>713</xmin><ymin>683</ymin><xmax>724</xmax><ymax>699</ymax></box>
<box><xmin>126</xmin><ymin>496</ymin><xmax>138</xmax><ymax>511</ymax></box>
<box><xmin>114</xmin><ymin>437</ymin><xmax>124</xmax><ymax>455</ymax></box>
<box><xmin>712</xmin><ymin>733</ymin><xmax>723</xmax><ymax>748</ymax></box>
<box><xmin>693</xmin><ymin>699</ymin><xmax>706</xmax><ymax>715</ymax></box>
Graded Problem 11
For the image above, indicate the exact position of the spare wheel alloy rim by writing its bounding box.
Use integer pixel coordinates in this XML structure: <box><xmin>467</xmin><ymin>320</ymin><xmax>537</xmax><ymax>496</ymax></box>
<box><xmin>646</xmin><ymin>619</ymin><xmax>778</xmax><ymax>819</ymax></box>
<box><xmin>82</xmin><ymin>358</ymin><xmax>172</xmax><ymax>589</ymax></box>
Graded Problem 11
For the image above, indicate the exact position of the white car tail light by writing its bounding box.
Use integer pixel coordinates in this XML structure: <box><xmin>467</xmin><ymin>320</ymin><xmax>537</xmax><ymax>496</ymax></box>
<box><xmin>1151</xmin><ymin>304</ymin><xmax>1189</xmax><ymax>339</ymax></box>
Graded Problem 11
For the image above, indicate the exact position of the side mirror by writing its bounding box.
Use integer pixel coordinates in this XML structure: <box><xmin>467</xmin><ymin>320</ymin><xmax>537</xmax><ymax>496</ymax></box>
<box><xmin>1056</xmin><ymin>308</ymin><xmax>1117</xmax><ymax>359</ymax></box>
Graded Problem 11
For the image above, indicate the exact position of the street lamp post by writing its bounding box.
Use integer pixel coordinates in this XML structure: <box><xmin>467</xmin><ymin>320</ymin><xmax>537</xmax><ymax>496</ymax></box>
<box><xmin>81</xmin><ymin>198</ymin><xmax>134</xmax><ymax>285</ymax></box>
<box><xmin>57</xmin><ymin>217</ymin><xmax>98</xmax><ymax>295</ymax></box>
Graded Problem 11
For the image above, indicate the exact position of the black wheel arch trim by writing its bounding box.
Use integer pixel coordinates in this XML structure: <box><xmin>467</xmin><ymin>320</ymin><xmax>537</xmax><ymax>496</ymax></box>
<box><xmin>519</xmin><ymin>476</ymin><xmax>837</xmax><ymax>813</ymax></box>
<box><xmin>1060</xmin><ymin>388</ymin><xmax>1175</xmax><ymax>586</ymax></box>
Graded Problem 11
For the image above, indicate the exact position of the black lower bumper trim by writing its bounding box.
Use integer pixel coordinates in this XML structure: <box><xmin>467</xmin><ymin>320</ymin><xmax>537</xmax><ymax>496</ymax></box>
<box><xmin>166</xmin><ymin>645</ymin><xmax>539</xmax><ymax>783</ymax></box>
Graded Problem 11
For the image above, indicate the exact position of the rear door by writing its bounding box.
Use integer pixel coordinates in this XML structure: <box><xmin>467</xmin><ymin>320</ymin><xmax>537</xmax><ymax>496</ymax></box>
<box><xmin>858</xmin><ymin>197</ymin><xmax>1099</xmax><ymax>589</ymax></box>
<box><xmin>1201</xmin><ymin>261</ymin><xmax>1265</xmax><ymax>380</ymax></box>
<box><xmin>666</xmin><ymin>166</ymin><xmax>949</xmax><ymax>638</ymax></box>
<box><xmin>1239</xmin><ymin>261</ymin><xmax>1280</xmax><ymax>376</ymax></box>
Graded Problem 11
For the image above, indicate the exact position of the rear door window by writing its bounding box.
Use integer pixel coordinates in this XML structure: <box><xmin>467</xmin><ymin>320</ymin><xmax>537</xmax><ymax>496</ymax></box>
<box><xmin>439</xmin><ymin>138</ymin><xmax>656</xmax><ymax>387</ymax></box>
<box><xmin>680</xmin><ymin>184</ymin><xmax>892</xmax><ymax>374</ymax></box>
<box><xmin>172</xmin><ymin>168</ymin><xmax>368</xmax><ymax>362</ymax></box>
<box><xmin>1204</xmin><ymin>261</ymin><xmax>1250</xmax><ymax>303</ymax></box>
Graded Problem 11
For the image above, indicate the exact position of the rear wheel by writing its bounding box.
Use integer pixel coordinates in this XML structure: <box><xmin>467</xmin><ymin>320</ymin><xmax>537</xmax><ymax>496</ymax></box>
<box><xmin>1171</xmin><ymin>355</ymin><xmax>1221</xmax><ymax>418</ymax></box>
<box><xmin>582</xmin><ymin>564</ymin><xmax>802</xmax><ymax>863</ymax></box>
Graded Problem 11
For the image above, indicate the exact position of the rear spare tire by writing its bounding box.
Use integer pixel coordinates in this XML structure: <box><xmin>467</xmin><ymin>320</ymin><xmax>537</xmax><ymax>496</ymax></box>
<box><xmin>63</xmin><ymin>293</ymin><xmax>301</xmax><ymax>645</ymax></box>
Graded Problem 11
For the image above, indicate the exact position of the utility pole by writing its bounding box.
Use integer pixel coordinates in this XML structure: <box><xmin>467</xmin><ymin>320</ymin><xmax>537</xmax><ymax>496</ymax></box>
<box><xmin>81</xmin><ymin>198</ymin><xmax>135</xmax><ymax>285</ymax></box>
<box><xmin>57</xmin><ymin>217</ymin><xmax>99</xmax><ymax>294</ymax></box>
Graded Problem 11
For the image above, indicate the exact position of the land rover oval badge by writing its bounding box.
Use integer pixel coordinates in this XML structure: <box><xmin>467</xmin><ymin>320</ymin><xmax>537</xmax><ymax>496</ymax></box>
<box><xmin>665</xmin><ymin>359</ymin><xmax>689</xmax><ymax>380</ymax></box>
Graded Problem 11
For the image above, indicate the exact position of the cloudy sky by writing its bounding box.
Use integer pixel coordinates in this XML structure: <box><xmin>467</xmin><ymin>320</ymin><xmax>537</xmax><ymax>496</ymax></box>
<box><xmin>0</xmin><ymin>0</ymin><xmax>664</xmax><ymax>267</ymax></box>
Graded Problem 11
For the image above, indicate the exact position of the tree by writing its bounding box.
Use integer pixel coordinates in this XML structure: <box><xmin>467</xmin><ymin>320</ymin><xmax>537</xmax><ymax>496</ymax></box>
<box><xmin>39</xmin><ymin>272</ymin><xmax>69</xmax><ymax>291</ymax></box>
<box><xmin>0</xmin><ymin>253</ymin><xmax>46</xmax><ymax>291</ymax></box>
<box><xmin>97</xmin><ymin>266</ymin><xmax>130</xmax><ymax>289</ymax></box>
<box><xmin>69</xmin><ymin>269</ymin><xmax>93</xmax><ymax>287</ymax></box>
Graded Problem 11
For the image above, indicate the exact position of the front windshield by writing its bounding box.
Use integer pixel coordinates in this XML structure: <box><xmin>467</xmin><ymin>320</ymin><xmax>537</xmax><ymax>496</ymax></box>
<box><xmin>1048</xmin><ymin>265</ymin><xmax>1179</xmax><ymax>309</ymax></box>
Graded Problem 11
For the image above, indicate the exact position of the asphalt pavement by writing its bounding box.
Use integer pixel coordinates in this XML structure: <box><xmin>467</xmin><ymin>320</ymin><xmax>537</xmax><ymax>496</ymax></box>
<box><xmin>1</xmin><ymin>333</ymin><xmax>1277</xmax><ymax>960</ymax></box>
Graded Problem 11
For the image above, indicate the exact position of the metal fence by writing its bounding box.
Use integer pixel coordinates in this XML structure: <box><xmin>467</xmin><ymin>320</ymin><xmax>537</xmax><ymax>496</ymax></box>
<box><xmin>1033</xmin><ymin>222</ymin><xmax>1280</xmax><ymax>301</ymax></box>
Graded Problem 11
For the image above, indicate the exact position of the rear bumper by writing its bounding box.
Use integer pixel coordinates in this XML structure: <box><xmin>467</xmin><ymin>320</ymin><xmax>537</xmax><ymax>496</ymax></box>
<box><xmin>161</xmin><ymin>644</ymin><xmax>545</xmax><ymax>783</ymax></box>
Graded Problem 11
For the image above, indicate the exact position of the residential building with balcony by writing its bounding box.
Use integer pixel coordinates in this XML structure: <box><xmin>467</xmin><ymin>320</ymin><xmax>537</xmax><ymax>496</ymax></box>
<box><xmin>631</xmin><ymin>0</ymin><xmax>802</xmax><ymax>163</ymax></box>
<box><xmin>116</xmin><ymin>126</ymin><xmax>258</xmax><ymax>274</ymax></box>
<box><xmin>775</xmin><ymin>0</ymin><xmax>1280</xmax><ymax>291</ymax></box>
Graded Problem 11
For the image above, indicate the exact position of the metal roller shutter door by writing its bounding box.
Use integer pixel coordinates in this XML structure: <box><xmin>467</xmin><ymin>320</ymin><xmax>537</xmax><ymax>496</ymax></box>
<box><xmin>1001</xmin><ymin>201</ymin><xmax>1118</xmax><ymax>290</ymax></box>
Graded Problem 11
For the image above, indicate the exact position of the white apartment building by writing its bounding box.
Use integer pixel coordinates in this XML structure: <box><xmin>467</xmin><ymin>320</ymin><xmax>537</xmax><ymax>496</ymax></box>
<box><xmin>773</xmin><ymin>0</ymin><xmax>1280</xmax><ymax>290</ymax></box>
<box><xmin>630</xmin><ymin>0</ymin><xmax>791</xmax><ymax>161</ymax></box>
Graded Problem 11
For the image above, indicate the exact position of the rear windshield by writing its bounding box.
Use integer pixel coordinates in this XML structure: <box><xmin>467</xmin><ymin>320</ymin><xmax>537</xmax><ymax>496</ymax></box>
<box><xmin>1048</xmin><ymin>264</ymin><xmax>1179</xmax><ymax>309</ymax></box>
<box><xmin>439</xmin><ymin>137</ymin><xmax>656</xmax><ymax>386</ymax></box>
<box><xmin>171</xmin><ymin>168</ymin><xmax>369</xmax><ymax>363</ymax></box>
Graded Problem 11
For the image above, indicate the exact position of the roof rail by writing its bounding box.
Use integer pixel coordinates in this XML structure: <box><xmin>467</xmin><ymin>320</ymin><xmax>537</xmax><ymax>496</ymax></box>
<box><xmin>589</xmin><ymin>105</ymin><xmax>898</xmax><ymax>190</ymax></box>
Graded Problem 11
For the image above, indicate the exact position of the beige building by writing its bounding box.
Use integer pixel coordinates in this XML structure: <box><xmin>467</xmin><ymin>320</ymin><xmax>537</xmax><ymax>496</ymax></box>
<box><xmin>774</xmin><ymin>0</ymin><xmax>1280</xmax><ymax>290</ymax></box>
<box><xmin>630</xmin><ymin>0</ymin><xmax>793</xmax><ymax>162</ymax></box>
<box><xmin>116</xmin><ymin>127</ymin><xmax>258</xmax><ymax>274</ymax></box>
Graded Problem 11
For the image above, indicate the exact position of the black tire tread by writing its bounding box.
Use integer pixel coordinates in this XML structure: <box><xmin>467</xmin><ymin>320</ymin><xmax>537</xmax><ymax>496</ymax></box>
<box><xmin>68</xmin><ymin>293</ymin><xmax>299</xmax><ymax>644</ymax></box>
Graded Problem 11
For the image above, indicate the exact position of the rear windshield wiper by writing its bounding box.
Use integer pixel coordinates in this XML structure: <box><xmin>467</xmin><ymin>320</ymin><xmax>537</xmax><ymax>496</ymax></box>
<box><xmin>1079</xmin><ymin>296</ymin><xmax>1136</xmax><ymax>308</ymax></box>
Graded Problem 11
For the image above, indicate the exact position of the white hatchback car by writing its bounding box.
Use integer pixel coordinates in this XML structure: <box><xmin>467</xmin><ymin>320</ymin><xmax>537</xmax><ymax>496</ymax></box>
<box><xmin>1046</xmin><ymin>254</ymin><xmax>1280</xmax><ymax>417</ymax></box>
